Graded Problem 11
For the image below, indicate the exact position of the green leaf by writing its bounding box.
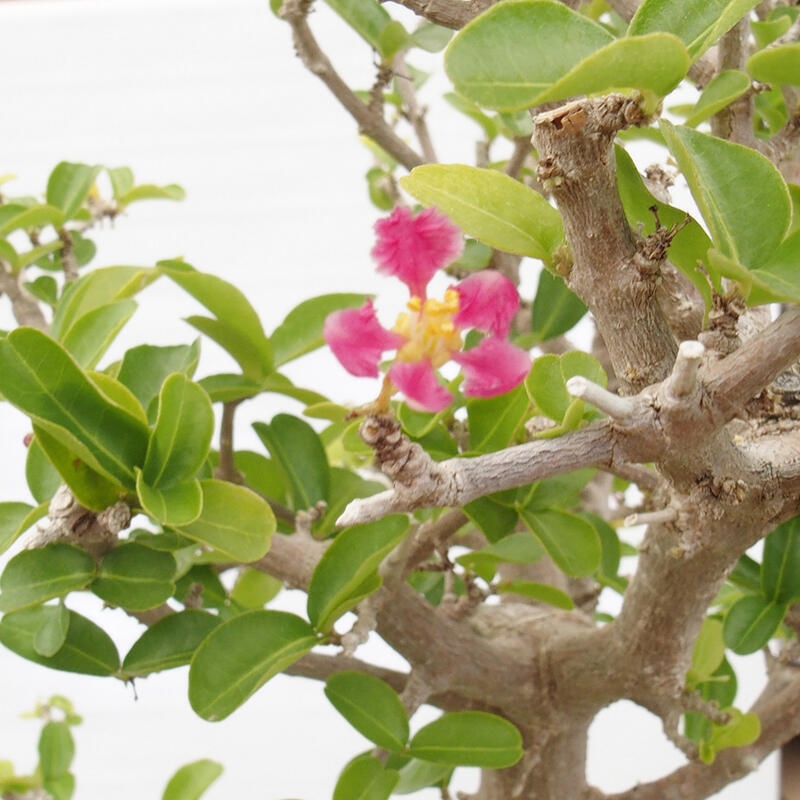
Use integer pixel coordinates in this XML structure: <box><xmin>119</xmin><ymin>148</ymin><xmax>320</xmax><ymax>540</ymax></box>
<box><xmin>527</xmin><ymin>271</ymin><xmax>586</xmax><ymax>344</ymax></box>
<box><xmin>456</xmin><ymin>533</ymin><xmax>545</xmax><ymax>582</ymax></box>
<box><xmin>161</xmin><ymin>759</ymin><xmax>223</xmax><ymax>800</ymax></box>
<box><xmin>408</xmin><ymin>711</ymin><xmax>523</xmax><ymax>767</ymax></box>
<box><xmin>660</xmin><ymin>121</ymin><xmax>791</xmax><ymax>270</ymax></box>
<box><xmin>393</xmin><ymin>760</ymin><xmax>452</xmax><ymax>795</ymax></box>
<box><xmin>116</xmin><ymin>341</ymin><xmax>201</xmax><ymax>416</ymax></box>
<box><xmin>143</xmin><ymin>374</ymin><xmax>213</xmax><ymax>488</ymax></box>
<box><xmin>137</xmin><ymin>474</ymin><xmax>203</xmax><ymax>527</ymax></box>
<box><xmin>0</xmin><ymin>328</ymin><xmax>149</xmax><ymax>488</ymax></box>
<box><xmin>401</xmin><ymin>164</ymin><xmax>564</xmax><ymax>264</ymax></box>
<box><xmin>700</xmin><ymin>709</ymin><xmax>761</xmax><ymax>764</ymax></box>
<box><xmin>188</xmin><ymin>610</ymin><xmax>317</xmax><ymax>720</ymax></box>
<box><xmin>59</xmin><ymin>299</ymin><xmax>137</xmax><ymax>368</ymax></box>
<box><xmin>723</xmin><ymin>594</ymin><xmax>786</xmax><ymax>654</ymax></box>
<box><xmin>116</xmin><ymin>183</ymin><xmax>185</xmax><ymax>206</ymax></box>
<box><xmin>230</xmin><ymin>568</ymin><xmax>282</xmax><ymax>609</ymax></box>
<box><xmin>685</xmin><ymin>70</ymin><xmax>751</xmax><ymax>127</ymax></box>
<box><xmin>463</xmin><ymin>494</ymin><xmax>519</xmax><ymax>543</ymax></box>
<box><xmin>107</xmin><ymin>166</ymin><xmax>134</xmax><ymax>199</ymax></box>
<box><xmin>747</xmin><ymin>230</ymin><xmax>800</xmax><ymax>305</ymax></box>
<box><xmin>46</xmin><ymin>162</ymin><xmax>102</xmax><ymax>218</ymax></box>
<box><xmin>159</xmin><ymin>260</ymin><xmax>272</xmax><ymax>381</ymax></box>
<box><xmin>445</xmin><ymin>0</ymin><xmax>613</xmax><ymax>111</ymax></box>
<box><xmin>91</xmin><ymin>543</ymin><xmax>176</xmax><ymax>611</ymax></box>
<box><xmin>33</xmin><ymin>602</ymin><xmax>70</xmax><ymax>657</ymax></box>
<box><xmin>748</xmin><ymin>43</ymin><xmax>800</xmax><ymax>88</ymax></box>
<box><xmin>122</xmin><ymin>611</ymin><xmax>221</xmax><ymax>677</ymax></box>
<box><xmin>0</xmin><ymin>544</ymin><xmax>95</xmax><ymax>613</ymax></box>
<box><xmin>174</xmin><ymin>480</ymin><xmax>275</xmax><ymax>562</ymax></box>
<box><xmin>0</xmin><ymin>204</ymin><xmax>65</xmax><ymax>236</ymax></box>
<box><xmin>629</xmin><ymin>0</ymin><xmax>761</xmax><ymax>62</ymax></box>
<box><xmin>325</xmin><ymin>671</ymin><xmax>409</xmax><ymax>751</ymax></box>
<box><xmin>323</xmin><ymin>0</ymin><xmax>392</xmax><ymax>53</ymax></box>
<box><xmin>271</xmin><ymin>294</ymin><xmax>369</xmax><ymax>366</ymax></box>
<box><xmin>496</xmin><ymin>579</ymin><xmax>574</xmax><ymax>609</ymax></box>
<box><xmin>762</xmin><ymin>516</ymin><xmax>800</xmax><ymax>604</ymax></box>
<box><xmin>533</xmin><ymin>34</ymin><xmax>689</xmax><ymax>107</ymax></box>
<box><xmin>253</xmin><ymin>415</ymin><xmax>330</xmax><ymax>510</ymax></box>
<box><xmin>333</xmin><ymin>755</ymin><xmax>399</xmax><ymax>800</ymax></box>
<box><xmin>466</xmin><ymin>384</ymin><xmax>529</xmax><ymax>452</ymax></box>
<box><xmin>0</xmin><ymin>501</ymin><xmax>37</xmax><ymax>554</ymax></box>
<box><xmin>38</xmin><ymin>721</ymin><xmax>74</xmax><ymax>780</ymax></box>
<box><xmin>0</xmin><ymin>606</ymin><xmax>120</xmax><ymax>675</ymax></box>
<box><xmin>520</xmin><ymin>507</ymin><xmax>601</xmax><ymax>577</ymax></box>
<box><xmin>307</xmin><ymin>516</ymin><xmax>409</xmax><ymax>633</ymax></box>
<box><xmin>687</xmin><ymin>617</ymin><xmax>726</xmax><ymax>688</ymax></box>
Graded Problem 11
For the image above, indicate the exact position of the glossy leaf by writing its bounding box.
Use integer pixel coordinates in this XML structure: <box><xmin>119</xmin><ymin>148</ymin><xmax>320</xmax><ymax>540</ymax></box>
<box><xmin>496</xmin><ymin>579</ymin><xmax>574</xmax><ymax>609</ymax></box>
<box><xmin>270</xmin><ymin>293</ymin><xmax>368</xmax><ymax>366</ymax></box>
<box><xmin>116</xmin><ymin>341</ymin><xmax>201</xmax><ymax>415</ymax></box>
<box><xmin>0</xmin><ymin>544</ymin><xmax>95</xmax><ymax>613</ymax></box>
<box><xmin>527</xmin><ymin>271</ymin><xmax>586</xmax><ymax>344</ymax></box>
<box><xmin>0</xmin><ymin>328</ymin><xmax>149</xmax><ymax>488</ymax></box>
<box><xmin>747</xmin><ymin>42</ymin><xmax>800</xmax><ymax>88</ymax></box>
<box><xmin>307</xmin><ymin>515</ymin><xmax>409</xmax><ymax>633</ymax></box>
<box><xmin>136</xmin><ymin>473</ymin><xmax>203</xmax><ymax>527</ymax></box>
<box><xmin>685</xmin><ymin>70</ymin><xmax>751</xmax><ymax>127</ymax></box>
<box><xmin>456</xmin><ymin>533</ymin><xmax>545</xmax><ymax>582</ymax></box>
<box><xmin>408</xmin><ymin>711</ymin><xmax>523</xmax><ymax>767</ymax></box>
<box><xmin>393</xmin><ymin>760</ymin><xmax>452</xmax><ymax>795</ymax></box>
<box><xmin>466</xmin><ymin>385</ymin><xmax>529</xmax><ymax>452</ymax></box>
<box><xmin>253</xmin><ymin>415</ymin><xmax>330</xmax><ymax>510</ymax></box>
<box><xmin>463</xmin><ymin>494</ymin><xmax>519</xmax><ymax>543</ymax></box>
<box><xmin>92</xmin><ymin>543</ymin><xmax>176</xmax><ymax>611</ymax></box>
<box><xmin>161</xmin><ymin>759</ymin><xmax>223</xmax><ymax>800</ymax></box>
<box><xmin>0</xmin><ymin>501</ymin><xmax>36</xmax><ymax>554</ymax></box>
<box><xmin>143</xmin><ymin>374</ymin><xmax>213</xmax><ymax>488</ymax></box>
<box><xmin>445</xmin><ymin>1</ymin><xmax>612</xmax><ymax>111</ymax></box>
<box><xmin>747</xmin><ymin>230</ymin><xmax>800</xmax><ymax>305</ymax></box>
<box><xmin>33</xmin><ymin>602</ymin><xmax>70</xmax><ymax>657</ymax></box>
<box><xmin>723</xmin><ymin>594</ymin><xmax>786</xmax><ymax>654</ymax></box>
<box><xmin>122</xmin><ymin>611</ymin><xmax>222</xmax><ymax>678</ymax></box>
<box><xmin>189</xmin><ymin>610</ymin><xmax>317</xmax><ymax>720</ymax></box>
<box><xmin>401</xmin><ymin>164</ymin><xmax>564</xmax><ymax>264</ymax></box>
<box><xmin>0</xmin><ymin>606</ymin><xmax>120</xmax><ymax>675</ymax></box>
<box><xmin>160</xmin><ymin>261</ymin><xmax>272</xmax><ymax>382</ymax></box>
<box><xmin>333</xmin><ymin>755</ymin><xmax>399</xmax><ymax>800</ymax></box>
<box><xmin>762</xmin><ymin>516</ymin><xmax>800</xmax><ymax>604</ymax></box>
<box><xmin>661</xmin><ymin>121</ymin><xmax>791</xmax><ymax>270</ymax></box>
<box><xmin>46</xmin><ymin>162</ymin><xmax>102</xmax><ymax>218</ymax></box>
<box><xmin>520</xmin><ymin>507</ymin><xmax>601</xmax><ymax>577</ymax></box>
<box><xmin>325</xmin><ymin>671</ymin><xmax>409</xmax><ymax>751</ymax></box>
<box><xmin>174</xmin><ymin>480</ymin><xmax>275</xmax><ymax>562</ymax></box>
<box><xmin>629</xmin><ymin>0</ymin><xmax>761</xmax><ymax>62</ymax></box>
<box><xmin>59</xmin><ymin>298</ymin><xmax>137</xmax><ymax>368</ymax></box>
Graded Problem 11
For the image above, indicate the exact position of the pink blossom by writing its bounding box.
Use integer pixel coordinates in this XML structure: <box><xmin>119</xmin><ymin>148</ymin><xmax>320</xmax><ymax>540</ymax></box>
<box><xmin>325</xmin><ymin>206</ymin><xmax>530</xmax><ymax>412</ymax></box>
<box><xmin>371</xmin><ymin>206</ymin><xmax>464</xmax><ymax>298</ymax></box>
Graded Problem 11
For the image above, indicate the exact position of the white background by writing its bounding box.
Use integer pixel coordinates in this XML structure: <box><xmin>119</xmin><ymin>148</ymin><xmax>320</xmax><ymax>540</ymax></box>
<box><xmin>0</xmin><ymin>1</ymin><xmax>778</xmax><ymax>798</ymax></box>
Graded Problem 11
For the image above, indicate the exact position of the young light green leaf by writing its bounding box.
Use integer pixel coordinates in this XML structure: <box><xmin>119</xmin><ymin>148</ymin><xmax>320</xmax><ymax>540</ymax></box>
<box><xmin>0</xmin><ymin>204</ymin><xmax>65</xmax><ymax>236</ymax></box>
<box><xmin>230</xmin><ymin>568</ymin><xmax>282</xmax><ymax>609</ymax></box>
<box><xmin>0</xmin><ymin>606</ymin><xmax>120</xmax><ymax>675</ymax></box>
<box><xmin>59</xmin><ymin>298</ymin><xmax>137</xmax><ymax>368</ymax></box>
<box><xmin>38</xmin><ymin>721</ymin><xmax>75</xmax><ymax>780</ymax></box>
<box><xmin>496</xmin><ymin>579</ymin><xmax>575</xmax><ymax>609</ymax></box>
<box><xmin>393</xmin><ymin>759</ymin><xmax>452</xmax><ymax>795</ymax></box>
<box><xmin>723</xmin><ymin>594</ymin><xmax>786</xmax><ymax>654</ymax></box>
<box><xmin>685</xmin><ymin>70</ymin><xmax>751</xmax><ymax>127</ymax></box>
<box><xmin>46</xmin><ymin>162</ymin><xmax>102</xmax><ymax>218</ymax></box>
<box><xmin>687</xmin><ymin>617</ymin><xmax>726</xmax><ymax>688</ymax></box>
<box><xmin>0</xmin><ymin>328</ymin><xmax>150</xmax><ymax>488</ymax></box>
<box><xmin>122</xmin><ymin>611</ymin><xmax>221</xmax><ymax>678</ymax></box>
<box><xmin>323</xmin><ymin>0</ymin><xmax>392</xmax><ymax>53</ymax></box>
<box><xmin>91</xmin><ymin>543</ymin><xmax>177</xmax><ymax>611</ymax></box>
<box><xmin>629</xmin><ymin>0</ymin><xmax>761</xmax><ymax>62</ymax></box>
<box><xmin>401</xmin><ymin>164</ymin><xmax>564</xmax><ymax>264</ymax></box>
<box><xmin>117</xmin><ymin>183</ymin><xmax>185</xmax><ymax>206</ymax></box>
<box><xmin>748</xmin><ymin>43</ymin><xmax>800</xmax><ymax>88</ymax></box>
<box><xmin>762</xmin><ymin>516</ymin><xmax>800</xmax><ymax>604</ymax></box>
<box><xmin>253</xmin><ymin>415</ymin><xmax>330</xmax><ymax>510</ymax></box>
<box><xmin>660</xmin><ymin>121</ymin><xmax>791</xmax><ymax>270</ymax></box>
<box><xmin>0</xmin><ymin>544</ymin><xmax>95</xmax><ymax>613</ymax></box>
<box><xmin>0</xmin><ymin>501</ymin><xmax>36</xmax><ymax>554</ymax></box>
<box><xmin>270</xmin><ymin>294</ymin><xmax>368</xmax><ymax>367</ymax></box>
<box><xmin>445</xmin><ymin>0</ymin><xmax>613</xmax><ymax>111</ymax></box>
<box><xmin>107</xmin><ymin>166</ymin><xmax>134</xmax><ymax>199</ymax></box>
<box><xmin>325</xmin><ymin>671</ymin><xmax>409</xmax><ymax>751</ymax></box>
<box><xmin>526</xmin><ymin>354</ymin><xmax>570</xmax><ymax>421</ymax></box>
<box><xmin>307</xmin><ymin>515</ymin><xmax>409</xmax><ymax>633</ymax></box>
<box><xmin>333</xmin><ymin>755</ymin><xmax>399</xmax><ymax>800</ymax></box>
<box><xmin>408</xmin><ymin>711</ymin><xmax>523</xmax><ymax>768</ymax></box>
<box><xmin>520</xmin><ymin>507</ymin><xmax>601</xmax><ymax>577</ymax></box>
<box><xmin>161</xmin><ymin>759</ymin><xmax>223</xmax><ymax>800</ymax></box>
<box><xmin>700</xmin><ymin>709</ymin><xmax>761</xmax><ymax>764</ymax></box>
<box><xmin>174</xmin><ymin>479</ymin><xmax>275</xmax><ymax>562</ymax></box>
<box><xmin>188</xmin><ymin>610</ymin><xmax>317</xmax><ymax>720</ymax></box>
<box><xmin>143</xmin><ymin>374</ymin><xmax>214</xmax><ymax>488</ymax></box>
<box><xmin>160</xmin><ymin>260</ymin><xmax>272</xmax><ymax>382</ymax></box>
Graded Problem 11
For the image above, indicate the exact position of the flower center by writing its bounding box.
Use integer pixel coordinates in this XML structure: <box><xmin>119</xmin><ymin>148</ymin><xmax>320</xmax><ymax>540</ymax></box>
<box><xmin>393</xmin><ymin>289</ymin><xmax>462</xmax><ymax>367</ymax></box>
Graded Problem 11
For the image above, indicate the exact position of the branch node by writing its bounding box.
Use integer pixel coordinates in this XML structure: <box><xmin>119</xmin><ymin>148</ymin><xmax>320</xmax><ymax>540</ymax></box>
<box><xmin>566</xmin><ymin>376</ymin><xmax>637</xmax><ymax>420</ymax></box>
<box><xmin>666</xmin><ymin>340</ymin><xmax>705</xmax><ymax>398</ymax></box>
<box><xmin>624</xmin><ymin>507</ymin><xmax>677</xmax><ymax>527</ymax></box>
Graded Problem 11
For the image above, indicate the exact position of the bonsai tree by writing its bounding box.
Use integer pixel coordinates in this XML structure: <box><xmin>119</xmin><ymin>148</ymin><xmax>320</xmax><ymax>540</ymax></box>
<box><xmin>1</xmin><ymin>0</ymin><xmax>800</xmax><ymax>798</ymax></box>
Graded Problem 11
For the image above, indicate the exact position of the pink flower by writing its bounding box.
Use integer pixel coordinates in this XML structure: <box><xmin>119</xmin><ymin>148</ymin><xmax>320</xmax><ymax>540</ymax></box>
<box><xmin>371</xmin><ymin>206</ymin><xmax>463</xmax><ymax>298</ymax></box>
<box><xmin>326</xmin><ymin>206</ymin><xmax>529</xmax><ymax>413</ymax></box>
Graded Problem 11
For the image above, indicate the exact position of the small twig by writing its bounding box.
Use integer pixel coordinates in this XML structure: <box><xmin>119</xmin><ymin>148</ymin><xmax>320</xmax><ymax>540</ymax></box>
<box><xmin>624</xmin><ymin>508</ymin><xmax>678</xmax><ymax>527</ymax></box>
<box><xmin>214</xmin><ymin>399</ymin><xmax>244</xmax><ymax>483</ymax></box>
<box><xmin>566</xmin><ymin>376</ymin><xmax>638</xmax><ymax>420</ymax></box>
<box><xmin>393</xmin><ymin>53</ymin><xmax>437</xmax><ymax>163</ymax></box>
<box><xmin>0</xmin><ymin>259</ymin><xmax>48</xmax><ymax>330</ymax></box>
<box><xmin>57</xmin><ymin>228</ymin><xmax>79</xmax><ymax>281</ymax></box>
<box><xmin>666</xmin><ymin>340</ymin><xmax>705</xmax><ymax>399</ymax></box>
<box><xmin>504</xmin><ymin>136</ymin><xmax>532</xmax><ymax>179</ymax></box>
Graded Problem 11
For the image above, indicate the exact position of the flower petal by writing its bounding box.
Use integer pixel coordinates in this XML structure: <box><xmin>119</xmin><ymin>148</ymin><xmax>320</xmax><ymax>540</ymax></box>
<box><xmin>324</xmin><ymin>300</ymin><xmax>405</xmax><ymax>377</ymax></box>
<box><xmin>372</xmin><ymin>207</ymin><xmax>464</xmax><ymax>298</ymax></box>
<box><xmin>453</xmin><ymin>270</ymin><xmax>520</xmax><ymax>337</ymax></box>
<box><xmin>452</xmin><ymin>337</ymin><xmax>530</xmax><ymax>398</ymax></box>
<box><xmin>389</xmin><ymin>360</ymin><xmax>453</xmax><ymax>412</ymax></box>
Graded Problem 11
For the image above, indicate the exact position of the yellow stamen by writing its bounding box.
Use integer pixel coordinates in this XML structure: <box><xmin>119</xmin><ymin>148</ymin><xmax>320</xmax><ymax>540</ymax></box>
<box><xmin>392</xmin><ymin>292</ymin><xmax>462</xmax><ymax>368</ymax></box>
